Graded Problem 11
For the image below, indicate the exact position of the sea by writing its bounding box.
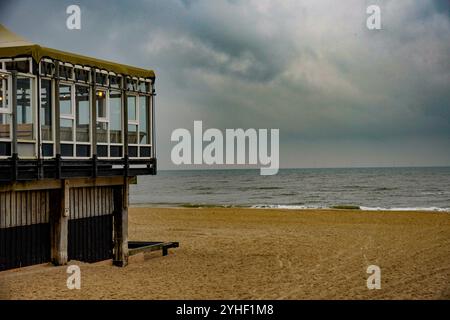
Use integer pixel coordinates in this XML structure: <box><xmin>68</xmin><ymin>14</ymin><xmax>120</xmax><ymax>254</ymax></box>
<box><xmin>130</xmin><ymin>167</ymin><xmax>450</xmax><ymax>212</ymax></box>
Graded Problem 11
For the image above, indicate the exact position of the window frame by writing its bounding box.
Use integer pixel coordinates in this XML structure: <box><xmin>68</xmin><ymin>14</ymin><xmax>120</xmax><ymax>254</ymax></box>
<box><xmin>74</xmin><ymin>83</ymin><xmax>92</xmax><ymax>157</ymax></box>
<box><xmin>127</xmin><ymin>93</ymin><xmax>139</xmax><ymax>158</ymax></box>
<box><xmin>2</xmin><ymin>58</ymin><xmax>33</xmax><ymax>74</ymax></box>
<box><xmin>108</xmin><ymin>88</ymin><xmax>124</xmax><ymax>159</ymax></box>
<box><xmin>96</xmin><ymin>87</ymin><xmax>125</xmax><ymax>160</ymax></box>
<box><xmin>16</xmin><ymin>73</ymin><xmax>38</xmax><ymax>159</ymax></box>
<box><xmin>39</xmin><ymin>76</ymin><xmax>56</xmax><ymax>158</ymax></box>
<box><xmin>0</xmin><ymin>71</ymin><xmax>11</xmax><ymax>113</ymax></box>
<box><xmin>0</xmin><ymin>59</ymin><xmax>38</xmax><ymax>159</ymax></box>
<box><xmin>1</xmin><ymin>57</ymin><xmax>154</xmax><ymax>161</ymax></box>
<box><xmin>74</xmin><ymin>65</ymin><xmax>91</xmax><ymax>84</ymax></box>
<box><xmin>59</xmin><ymin>80</ymin><xmax>92</xmax><ymax>159</ymax></box>
<box><xmin>58</xmin><ymin>62</ymin><xmax>75</xmax><ymax>81</ymax></box>
<box><xmin>95</xmin><ymin>86</ymin><xmax>110</xmax><ymax>158</ymax></box>
<box><xmin>127</xmin><ymin>86</ymin><xmax>152</xmax><ymax>160</ymax></box>
<box><xmin>0</xmin><ymin>71</ymin><xmax>12</xmax><ymax>158</ymax></box>
<box><xmin>95</xmin><ymin>69</ymin><xmax>109</xmax><ymax>87</ymax></box>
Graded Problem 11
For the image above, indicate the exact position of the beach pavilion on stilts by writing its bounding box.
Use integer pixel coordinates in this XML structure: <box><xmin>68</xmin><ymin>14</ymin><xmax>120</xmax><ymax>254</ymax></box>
<box><xmin>0</xmin><ymin>25</ymin><xmax>177</xmax><ymax>271</ymax></box>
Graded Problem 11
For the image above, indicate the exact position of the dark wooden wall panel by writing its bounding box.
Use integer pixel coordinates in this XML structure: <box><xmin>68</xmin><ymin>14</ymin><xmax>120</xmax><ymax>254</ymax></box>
<box><xmin>68</xmin><ymin>186</ymin><xmax>114</xmax><ymax>263</ymax></box>
<box><xmin>69</xmin><ymin>186</ymin><xmax>113</xmax><ymax>219</ymax></box>
<box><xmin>0</xmin><ymin>190</ymin><xmax>51</xmax><ymax>271</ymax></box>
<box><xmin>0</xmin><ymin>185</ymin><xmax>116</xmax><ymax>270</ymax></box>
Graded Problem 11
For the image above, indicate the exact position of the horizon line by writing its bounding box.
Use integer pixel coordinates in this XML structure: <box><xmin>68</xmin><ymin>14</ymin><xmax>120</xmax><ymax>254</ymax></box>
<box><xmin>157</xmin><ymin>165</ymin><xmax>450</xmax><ymax>172</ymax></box>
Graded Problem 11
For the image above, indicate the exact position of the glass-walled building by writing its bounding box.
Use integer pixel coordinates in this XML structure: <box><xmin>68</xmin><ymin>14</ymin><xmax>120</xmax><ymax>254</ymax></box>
<box><xmin>0</xmin><ymin>25</ymin><xmax>156</xmax><ymax>181</ymax></box>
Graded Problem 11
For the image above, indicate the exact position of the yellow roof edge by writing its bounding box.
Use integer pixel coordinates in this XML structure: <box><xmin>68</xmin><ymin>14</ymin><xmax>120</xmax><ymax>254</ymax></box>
<box><xmin>0</xmin><ymin>43</ymin><xmax>155</xmax><ymax>80</ymax></box>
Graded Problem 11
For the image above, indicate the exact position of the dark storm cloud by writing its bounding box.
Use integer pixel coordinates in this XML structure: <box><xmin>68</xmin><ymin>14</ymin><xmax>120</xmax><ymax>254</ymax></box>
<box><xmin>1</xmin><ymin>0</ymin><xmax>449</xmax><ymax>168</ymax></box>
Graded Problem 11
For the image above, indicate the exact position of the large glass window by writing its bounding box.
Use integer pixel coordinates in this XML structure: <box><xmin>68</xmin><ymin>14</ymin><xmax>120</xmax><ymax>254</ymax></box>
<box><xmin>96</xmin><ymin>90</ymin><xmax>107</xmax><ymax>119</ymax></box>
<box><xmin>59</xmin><ymin>83</ymin><xmax>75</xmax><ymax>157</ymax></box>
<box><xmin>59</xmin><ymin>65</ymin><xmax>73</xmax><ymax>80</ymax></box>
<box><xmin>96</xmin><ymin>90</ymin><xmax>123</xmax><ymax>158</ymax></box>
<box><xmin>0</xmin><ymin>113</ymin><xmax>10</xmax><ymax>139</ymax></box>
<box><xmin>40</xmin><ymin>79</ymin><xmax>52</xmax><ymax>141</ymax></box>
<box><xmin>40</xmin><ymin>61</ymin><xmax>55</xmax><ymax>77</ymax></box>
<box><xmin>95</xmin><ymin>72</ymin><xmax>108</xmax><ymax>86</ymax></box>
<box><xmin>97</xmin><ymin>122</ymin><xmax>108</xmax><ymax>143</ymax></box>
<box><xmin>5</xmin><ymin>60</ymin><xmax>30</xmax><ymax>73</ymax></box>
<box><xmin>0</xmin><ymin>73</ymin><xmax>10</xmax><ymax>142</ymax></box>
<box><xmin>127</xmin><ymin>95</ymin><xmax>136</xmax><ymax>121</ymax></box>
<box><xmin>75</xmin><ymin>68</ymin><xmax>89</xmax><ymax>83</ymax></box>
<box><xmin>76</xmin><ymin>85</ymin><xmax>90</xmax><ymax>142</ymax></box>
<box><xmin>17</xmin><ymin>77</ymin><xmax>34</xmax><ymax>140</ymax></box>
<box><xmin>139</xmin><ymin>96</ymin><xmax>148</xmax><ymax>144</ymax></box>
<box><xmin>60</xmin><ymin>118</ymin><xmax>73</xmax><ymax>142</ymax></box>
<box><xmin>59</xmin><ymin>83</ymin><xmax>91</xmax><ymax>158</ymax></box>
<box><xmin>110</xmin><ymin>91</ymin><xmax>122</xmax><ymax>144</ymax></box>
<box><xmin>139</xmin><ymin>81</ymin><xmax>147</xmax><ymax>93</ymax></box>
<box><xmin>59</xmin><ymin>84</ymin><xmax>72</xmax><ymax>115</ymax></box>
<box><xmin>128</xmin><ymin>124</ymin><xmax>138</xmax><ymax>144</ymax></box>
<box><xmin>1</xmin><ymin>73</ymin><xmax>12</xmax><ymax>157</ymax></box>
<box><xmin>0</xmin><ymin>73</ymin><xmax>9</xmax><ymax>110</ymax></box>
<box><xmin>96</xmin><ymin>90</ymin><xmax>108</xmax><ymax>146</ymax></box>
<box><xmin>127</xmin><ymin>93</ymin><xmax>151</xmax><ymax>158</ymax></box>
<box><xmin>109</xmin><ymin>75</ymin><xmax>121</xmax><ymax>89</ymax></box>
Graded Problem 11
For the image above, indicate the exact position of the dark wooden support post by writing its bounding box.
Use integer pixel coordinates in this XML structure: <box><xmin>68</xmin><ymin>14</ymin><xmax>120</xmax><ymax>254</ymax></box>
<box><xmin>91</xmin><ymin>70</ymin><xmax>97</xmax><ymax>156</ymax></box>
<box><xmin>124</xmin><ymin>154</ymin><xmax>129</xmax><ymax>177</ymax></box>
<box><xmin>54</xmin><ymin>62</ymin><xmax>61</xmax><ymax>156</ymax></box>
<box><xmin>122</xmin><ymin>79</ymin><xmax>128</xmax><ymax>176</ymax></box>
<box><xmin>92</xmin><ymin>154</ymin><xmax>98</xmax><ymax>178</ymax></box>
<box><xmin>55</xmin><ymin>154</ymin><xmax>62</xmax><ymax>179</ymax></box>
<box><xmin>50</xmin><ymin>179</ymin><xmax>70</xmax><ymax>265</ymax></box>
<box><xmin>11</xmin><ymin>153</ymin><xmax>18</xmax><ymax>182</ymax></box>
<box><xmin>113</xmin><ymin>179</ymin><xmax>129</xmax><ymax>267</ymax></box>
<box><xmin>36</xmin><ymin>70</ymin><xmax>44</xmax><ymax>179</ymax></box>
<box><xmin>91</xmin><ymin>71</ymin><xmax>98</xmax><ymax>177</ymax></box>
<box><xmin>11</xmin><ymin>71</ymin><xmax>17</xmax><ymax>156</ymax></box>
<box><xmin>151</xmin><ymin>85</ymin><xmax>156</xmax><ymax>174</ymax></box>
<box><xmin>151</xmin><ymin>84</ymin><xmax>156</xmax><ymax>160</ymax></box>
<box><xmin>145</xmin><ymin>85</ymin><xmax>151</xmax><ymax>174</ymax></box>
<box><xmin>10</xmin><ymin>71</ymin><xmax>18</xmax><ymax>181</ymax></box>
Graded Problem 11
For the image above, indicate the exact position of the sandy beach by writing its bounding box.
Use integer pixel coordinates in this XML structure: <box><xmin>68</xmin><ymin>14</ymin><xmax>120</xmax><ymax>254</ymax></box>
<box><xmin>0</xmin><ymin>207</ymin><xmax>449</xmax><ymax>300</ymax></box>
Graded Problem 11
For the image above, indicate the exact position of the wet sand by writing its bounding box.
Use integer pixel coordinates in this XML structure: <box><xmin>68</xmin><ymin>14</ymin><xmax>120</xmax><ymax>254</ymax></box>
<box><xmin>1</xmin><ymin>207</ymin><xmax>449</xmax><ymax>300</ymax></box>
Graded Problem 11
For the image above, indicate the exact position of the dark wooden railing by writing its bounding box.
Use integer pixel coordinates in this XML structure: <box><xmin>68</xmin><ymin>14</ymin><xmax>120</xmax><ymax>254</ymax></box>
<box><xmin>0</xmin><ymin>156</ymin><xmax>156</xmax><ymax>182</ymax></box>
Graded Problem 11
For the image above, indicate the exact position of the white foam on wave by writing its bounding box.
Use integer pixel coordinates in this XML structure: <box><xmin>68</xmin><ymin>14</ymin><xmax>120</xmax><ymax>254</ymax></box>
<box><xmin>251</xmin><ymin>204</ymin><xmax>323</xmax><ymax>210</ymax></box>
<box><xmin>251</xmin><ymin>204</ymin><xmax>450</xmax><ymax>212</ymax></box>
<box><xmin>359</xmin><ymin>206</ymin><xmax>450</xmax><ymax>212</ymax></box>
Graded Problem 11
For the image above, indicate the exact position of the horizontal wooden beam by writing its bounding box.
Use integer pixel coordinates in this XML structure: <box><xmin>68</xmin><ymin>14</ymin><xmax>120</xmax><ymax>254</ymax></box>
<box><xmin>0</xmin><ymin>177</ymin><xmax>133</xmax><ymax>192</ymax></box>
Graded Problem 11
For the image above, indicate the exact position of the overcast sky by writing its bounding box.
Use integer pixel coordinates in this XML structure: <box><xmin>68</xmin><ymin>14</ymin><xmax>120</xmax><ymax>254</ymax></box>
<box><xmin>1</xmin><ymin>0</ymin><xmax>449</xmax><ymax>169</ymax></box>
